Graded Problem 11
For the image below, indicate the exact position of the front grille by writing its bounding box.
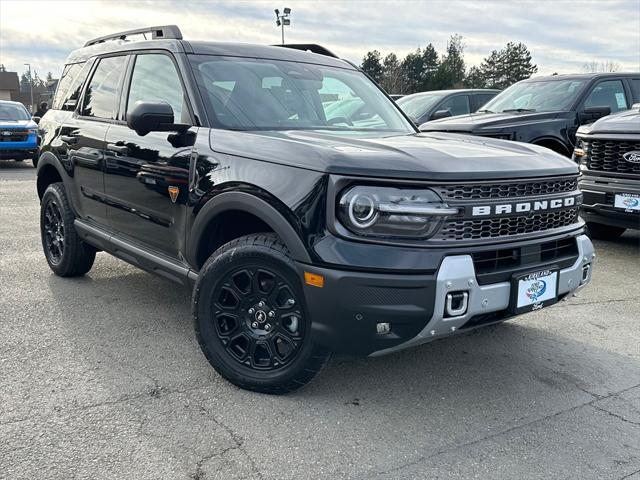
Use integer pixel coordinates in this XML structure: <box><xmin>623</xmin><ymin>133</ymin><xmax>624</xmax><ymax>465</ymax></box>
<box><xmin>436</xmin><ymin>177</ymin><xmax>578</xmax><ymax>200</ymax></box>
<box><xmin>471</xmin><ymin>236</ymin><xmax>579</xmax><ymax>284</ymax></box>
<box><xmin>585</xmin><ymin>139</ymin><xmax>640</xmax><ymax>175</ymax></box>
<box><xmin>0</xmin><ymin>130</ymin><xmax>28</xmax><ymax>142</ymax></box>
<box><xmin>436</xmin><ymin>208</ymin><xmax>580</xmax><ymax>241</ymax></box>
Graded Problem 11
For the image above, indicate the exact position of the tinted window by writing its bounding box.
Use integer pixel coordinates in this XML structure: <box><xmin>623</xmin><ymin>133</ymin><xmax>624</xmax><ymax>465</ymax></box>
<box><xmin>437</xmin><ymin>95</ymin><xmax>470</xmax><ymax>116</ymax></box>
<box><xmin>53</xmin><ymin>61</ymin><xmax>92</xmax><ymax>111</ymax></box>
<box><xmin>81</xmin><ymin>56</ymin><xmax>126</xmax><ymax>119</ymax></box>
<box><xmin>396</xmin><ymin>93</ymin><xmax>445</xmax><ymax>122</ymax></box>
<box><xmin>583</xmin><ymin>80</ymin><xmax>628</xmax><ymax>113</ymax></box>
<box><xmin>476</xmin><ymin>93</ymin><xmax>497</xmax><ymax>110</ymax></box>
<box><xmin>629</xmin><ymin>79</ymin><xmax>640</xmax><ymax>103</ymax></box>
<box><xmin>484</xmin><ymin>80</ymin><xmax>585</xmax><ymax>112</ymax></box>
<box><xmin>190</xmin><ymin>55</ymin><xmax>413</xmax><ymax>135</ymax></box>
<box><xmin>53</xmin><ymin>63</ymin><xmax>82</xmax><ymax>110</ymax></box>
<box><xmin>127</xmin><ymin>54</ymin><xmax>187</xmax><ymax>123</ymax></box>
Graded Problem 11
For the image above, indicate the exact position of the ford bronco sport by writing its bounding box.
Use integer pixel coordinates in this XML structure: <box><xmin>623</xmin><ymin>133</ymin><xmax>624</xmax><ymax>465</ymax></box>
<box><xmin>36</xmin><ymin>26</ymin><xmax>595</xmax><ymax>394</ymax></box>
<box><xmin>574</xmin><ymin>106</ymin><xmax>640</xmax><ymax>238</ymax></box>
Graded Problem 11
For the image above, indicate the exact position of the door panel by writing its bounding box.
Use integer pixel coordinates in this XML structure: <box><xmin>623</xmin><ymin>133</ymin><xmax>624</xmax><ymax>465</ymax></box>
<box><xmin>103</xmin><ymin>126</ymin><xmax>194</xmax><ymax>257</ymax></box>
<box><xmin>60</xmin><ymin>119</ymin><xmax>109</xmax><ymax>223</ymax></box>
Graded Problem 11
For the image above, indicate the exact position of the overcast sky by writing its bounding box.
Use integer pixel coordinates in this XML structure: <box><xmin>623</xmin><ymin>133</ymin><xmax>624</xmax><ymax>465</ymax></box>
<box><xmin>1</xmin><ymin>0</ymin><xmax>638</xmax><ymax>79</ymax></box>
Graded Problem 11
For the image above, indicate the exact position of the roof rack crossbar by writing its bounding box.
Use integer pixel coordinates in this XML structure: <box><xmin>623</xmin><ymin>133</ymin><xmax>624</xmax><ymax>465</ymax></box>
<box><xmin>275</xmin><ymin>44</ymin><xmax>339</xmax><ymax>58</ymax></box>
<box><xmin>84</xmin><ymin>25</ymin><xmax>183</xmax><ymax>47</ymax></box>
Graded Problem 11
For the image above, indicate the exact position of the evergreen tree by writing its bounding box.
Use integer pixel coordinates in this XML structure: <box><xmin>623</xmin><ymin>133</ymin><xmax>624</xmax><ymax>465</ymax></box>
<box><xmin>360</xmin><ymin>50</ymin><xmax>384</xmax><ymax>83</ymax></box>
<box><xmin>381</xmin><ymin>53</ymin><xmax>404</xmax><ymax>94</ymax></box>
<box><xmin>435</xmin><ymin>34</ymin><xmax>466</xmax><ymax>89</ymax></box>
<box><xmin>401</xmin><ymin>48</ymin><xmax>425</xmax><ymax>94</ymax></box>
<box><xmin>420</xmin><ymin>43</ymin><xmax>439</xmax><ymax>91</ymax></box>
<box><xmin>464</xmin><ymin>66</ymin><xmax>486</xmax><ymax>88</ymax></box>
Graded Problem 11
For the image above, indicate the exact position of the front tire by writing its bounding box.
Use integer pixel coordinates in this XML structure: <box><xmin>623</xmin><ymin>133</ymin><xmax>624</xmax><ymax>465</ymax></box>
<box><xmin>40</xmin><ymin>182</ymin><xmax>96</xmax><ymax>276</ymax></box>
<box><xmin>586</xmin><ymin>222</ymin><xmax>625</xmax><ymax>240</ymax></box>
<box><xmin>193</xmin><ymin>233</ymin><xmax>330</xmax><ymax>394</ymax></box>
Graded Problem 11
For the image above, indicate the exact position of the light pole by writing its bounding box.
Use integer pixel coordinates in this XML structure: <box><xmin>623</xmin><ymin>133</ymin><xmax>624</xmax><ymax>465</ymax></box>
<box><xmin>274</xmin><ymin>7</ymin><xmax>291</xmax><ymax>45</ymax></box>
<box><xmin>24</xmin><ymin>63</ymin><xmax>34</xmax><ymax>113</ymax></box>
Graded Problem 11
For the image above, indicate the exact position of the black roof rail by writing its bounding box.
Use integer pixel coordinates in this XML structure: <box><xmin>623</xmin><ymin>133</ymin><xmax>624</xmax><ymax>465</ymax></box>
<box><xmin>84</xmin><ymin>25</ymin><xmax>183</xmax><ymax>47</ymax></box>
<box><xmin>275</xmin><ymin>44</ymin><xmax>339</xmax><ymax>58</ymax></box>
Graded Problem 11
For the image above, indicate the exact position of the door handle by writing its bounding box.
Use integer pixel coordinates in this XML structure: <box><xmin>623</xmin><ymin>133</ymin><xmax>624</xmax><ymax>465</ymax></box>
<box><xmin>60</xmin><ymin>135</ymin><xmax>77</xmax><ymax>145</ymax></box>
<box><xmin>107</xmin><ymin>143</ymin><xmax>128</xmax><ymax>154</ymax></box>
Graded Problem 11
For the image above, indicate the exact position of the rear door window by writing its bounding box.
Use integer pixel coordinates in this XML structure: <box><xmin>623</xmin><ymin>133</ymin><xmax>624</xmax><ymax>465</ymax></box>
<box><xmin>436</xmin><ymin>95</ymin><xmax>471</xmax><ymax>116</ymax></box>
<box><xmin>475</xmin><ymin>93</ymin><xmax>497</xmax><ymax>110</ymax></box>
<box><xmin>583</xmin><ymin>80</ymin><xmax>629</xmax><ymax>113</ymax></box>
<box><xmin>80</xmin><ymin>56</ymin><xmax>126</xmax><ymax>119</ymax></box>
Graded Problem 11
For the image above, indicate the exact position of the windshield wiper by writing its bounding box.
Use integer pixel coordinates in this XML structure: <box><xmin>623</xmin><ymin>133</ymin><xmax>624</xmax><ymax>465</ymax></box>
<box><xmin>501</xmin><ymin>108</ymin><xmax>536</xmax><ymax>113</ymax></box>
<box><xmin>477</xmin><ymin>109</ymin><xmax>494</xmax><ymax>113</ymax></box>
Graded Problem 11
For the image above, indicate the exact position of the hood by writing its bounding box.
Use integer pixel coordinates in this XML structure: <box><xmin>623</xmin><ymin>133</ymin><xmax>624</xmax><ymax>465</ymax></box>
<box><xmin>419</xmin><ymin>110</ymin><xmax>570</xmax><ymax>133</ymax></box>
<box><xmin>0</xmin><ymin>119</ymin><xmax>37</xmax><ymax>129</ymax></box>
<box><xmin>578</xmin><ymin>108</ymin><xmax>640</xmax><ymax>135</ymax></box>
<box><xmin>209</xmin><ymin>129</ymin><xmax>577</xmax><ymax>181</ymax></box>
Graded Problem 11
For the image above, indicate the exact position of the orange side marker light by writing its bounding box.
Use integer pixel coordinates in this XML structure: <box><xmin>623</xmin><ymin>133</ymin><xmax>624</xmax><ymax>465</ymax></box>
<box><xmin>304</xmin><ymin>271</ymin><xmax>324</xmax><ymax>288</ymax></box>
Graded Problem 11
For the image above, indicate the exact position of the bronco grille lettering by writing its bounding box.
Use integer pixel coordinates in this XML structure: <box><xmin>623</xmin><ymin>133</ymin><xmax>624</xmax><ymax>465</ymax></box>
<box><xmin>471</xmin><ymin>196</ymin><xmax>578</xmax><ymax>217</ymax></box>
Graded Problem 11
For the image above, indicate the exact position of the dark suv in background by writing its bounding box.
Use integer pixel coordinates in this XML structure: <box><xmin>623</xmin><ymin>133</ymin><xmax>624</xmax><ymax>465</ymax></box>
<box><xmin>396</xmin><ymin>89</ymin><xmax>500</xmax><ymax>125</ymax></box>
<box><xmin>574</xmin><ymin>107</ymin><xmax>640</xmax><ymax>239</ymax></box>
<box><xmin>420</xmin><ymin>73</ymin><xmax>640</xmax><ymax>156</ymax></box>
<box><xmin>36</xmin><ymin>26</ymin><xmax>594</xmax><ymax>394</ymax></box>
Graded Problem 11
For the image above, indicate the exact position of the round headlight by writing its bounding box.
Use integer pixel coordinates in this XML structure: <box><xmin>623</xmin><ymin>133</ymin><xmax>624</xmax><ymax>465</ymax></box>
<box><xmin>348</xmin><ymin>193</ymin><xmax>378</xmax><ymax>228</ymax></box>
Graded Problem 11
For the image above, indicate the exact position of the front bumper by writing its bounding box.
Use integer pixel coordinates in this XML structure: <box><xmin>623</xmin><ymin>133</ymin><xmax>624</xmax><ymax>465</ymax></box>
<box><xmin>0</xmin><ymin>136</ymin><xmax>38</xmax><ymax>159</ymax></box>
<box><xmin>580</xmin><ymin>175</ymin><xmax>640</xmax><ymax>230</ymax></box>
<box><xmin>299</xmin><ymin>234</ymin><xmax>594</xmax><ymax>356</ymax></box>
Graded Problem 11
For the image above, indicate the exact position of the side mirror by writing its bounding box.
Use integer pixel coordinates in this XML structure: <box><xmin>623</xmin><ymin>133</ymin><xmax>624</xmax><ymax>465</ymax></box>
<box><xmin>127</xmin><ymin>101</ymin><xmax>189</xmax><ymax>136</ymax></box>
<box><xmin>431</xmin><ymin>109</ymin><xmax>452</xmax><ymax>121</ymax></box>
<box><xmin>579</xmin><ymin>106</ymin><xmax>611</xmax><ymax>124</ymax></box>
<box><xmin>32</xmin><ymin>116</ymin><xmax>41</xmax><ymax>125</ymax></box>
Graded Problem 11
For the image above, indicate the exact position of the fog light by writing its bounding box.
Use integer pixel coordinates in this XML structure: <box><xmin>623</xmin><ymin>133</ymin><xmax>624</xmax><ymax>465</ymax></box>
<box><xmin>376</xmin><ymin>322</ymin><xmax>391</xmax><ymax>335</ymax></box>
<box><xmin>445</xmin><ymin>291</ymin><xmax>469</xmax><ymax>317</ymax></box>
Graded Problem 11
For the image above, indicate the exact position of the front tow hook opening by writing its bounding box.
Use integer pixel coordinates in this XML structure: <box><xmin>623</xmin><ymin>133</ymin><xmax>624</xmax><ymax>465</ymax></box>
<box><xmin>581</xmin><ymin>264</ymin><xmax>591</xmax><ymax>284</ymax></box>
<box><xmin>445</xmin><ymin>291</ymin><xmax>469</xmax><ymax>318</ymax></box>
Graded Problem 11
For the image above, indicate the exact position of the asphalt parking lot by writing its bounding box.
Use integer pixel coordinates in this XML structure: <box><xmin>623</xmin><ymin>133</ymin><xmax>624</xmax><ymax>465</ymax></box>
<box><xmin>1</xmin><ymin>161</ymin><xmax>639</xmax><ymax>480</ymax></box>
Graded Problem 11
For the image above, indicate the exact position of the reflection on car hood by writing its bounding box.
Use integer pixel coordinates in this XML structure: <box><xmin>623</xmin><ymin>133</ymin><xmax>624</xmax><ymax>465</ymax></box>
<box><xmin>578</xmin><ymin>108</ymin><xmax>640</xmax><ymax>135</ymax></box>
<box><xmin>419</xmin><ymin>110</ymin><xmax>566</xmax><ymax>132</ymax></box>
<box><xmin>0</xmin><ymin>119</ymin><xmax>37</xmax><ymax>129</ymax></box>
<box><xmin>209</xmin><ymin>129</ymin><xmax>577</xmax><ymax>180</ymax></box>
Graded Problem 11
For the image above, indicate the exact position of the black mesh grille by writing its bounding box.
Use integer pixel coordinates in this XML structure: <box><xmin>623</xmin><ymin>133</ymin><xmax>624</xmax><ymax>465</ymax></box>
<box><xmin>436</xmin><ymin>177</ymin><xmax>578</xmax><ymax>200</ymax></box>
<box><xmin>585</xmin><ymin>139</ymin><xmax>640</xmax><ymax>175</ymax></box>
<box><xmin>435</xmin><ymin>208</ymin><xmax>580</xmax><ymax>241</ymax></box>
<box><xmin>0</xmin><ymin>130</ymin><xmax>28</xmax><ymax>142</ymax></box>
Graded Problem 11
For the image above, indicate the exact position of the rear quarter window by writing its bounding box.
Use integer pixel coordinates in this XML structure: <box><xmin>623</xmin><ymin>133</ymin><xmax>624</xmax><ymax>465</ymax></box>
<box><xmin>52</xmin><ymin>62</ymin><xmax>88</xmax><ymax>110</ymax></box>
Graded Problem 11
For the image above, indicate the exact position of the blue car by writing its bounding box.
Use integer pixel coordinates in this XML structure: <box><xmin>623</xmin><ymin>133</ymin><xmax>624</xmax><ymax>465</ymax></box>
<box><xmin>0</xmin><ymin>100</ymin><xmax>39</xmax><ymax>167</ymax></box>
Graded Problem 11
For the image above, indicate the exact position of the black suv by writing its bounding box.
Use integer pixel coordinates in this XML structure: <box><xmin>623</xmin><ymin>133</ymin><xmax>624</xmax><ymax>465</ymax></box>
<box><xmin>36</xmin><ymin>26</ymin><xmax>595</xmax><ymax>394</ymax></box>
<box><xmin>420</xmin><ymin>73</ymin><xmax>640</xmax><ymax>156</ymax></box>
<box><xmin>396</xmin><ymin>89</ymin><xmax>500</xmax><ymax>125</ymax></box>
<box><xmin>575</xmin><ymin>107</ymin><xmax>640</xmax><ymax>238</ymax></box>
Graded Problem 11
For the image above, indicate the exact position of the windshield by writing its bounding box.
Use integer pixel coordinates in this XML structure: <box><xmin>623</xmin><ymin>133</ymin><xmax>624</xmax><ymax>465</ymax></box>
<box><xmin>0</xmin><ymin>103</ymin><xmax>30</xmax><ymax>121</ymax></box>
<box><xmin>190</xmin><ymin>55</ymin><xmax>414</xmax><ymax>135</ymax></box>
<box><xmin>396</xmin><ymin>93</ymin><xmax>445</xmax><ymax>121</ymax></box>
<box><xmin>482</xmin><ymin>79</ymin><xmax>586</xmax><ymax>113</ymax></box>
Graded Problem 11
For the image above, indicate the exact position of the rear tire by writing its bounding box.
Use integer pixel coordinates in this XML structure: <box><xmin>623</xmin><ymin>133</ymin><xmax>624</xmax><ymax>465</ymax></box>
<box><xmin>586</xmin><ymin>222</ymin><xmax>625</xmax><ymax>240</ymax></box>
<box><xmin>193</xmin><ymin>233</ymin><xmax>331</xmax><ymax>394</ymax></box>
<box><xmin>40</xmin><ymin>182</ymin><xmax>96</xmax><ymax>276</ymax></box>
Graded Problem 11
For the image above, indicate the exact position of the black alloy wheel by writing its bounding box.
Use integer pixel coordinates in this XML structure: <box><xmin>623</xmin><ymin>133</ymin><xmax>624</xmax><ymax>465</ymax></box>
<box><xmin>193</xmin><ymin>234</ymin><xmax>330</xmax><ymax>394</ymax></box>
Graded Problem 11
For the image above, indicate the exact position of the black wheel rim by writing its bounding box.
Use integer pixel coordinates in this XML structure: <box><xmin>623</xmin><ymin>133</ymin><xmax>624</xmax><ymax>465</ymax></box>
<box><xmin>212</xmin><ymin>265</ymin><xmax>305</xmax><ymax>371</ymax></box>
<box><xmin>44</xmin><ymin>199</ymin><xmax>64</xmax><ymax>264</ymax></box>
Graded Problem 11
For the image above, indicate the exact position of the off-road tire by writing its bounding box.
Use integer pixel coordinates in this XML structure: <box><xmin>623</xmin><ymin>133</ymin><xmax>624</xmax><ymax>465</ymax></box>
<box><xmin>193</xmin><ymin>233</ymin><xmax>331</xmax><ymax>394</ymax></box>
<box><xmin>40</xmin><ymin>182</ymin><xmax>96</xmax><ymax>276</ymax></box>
